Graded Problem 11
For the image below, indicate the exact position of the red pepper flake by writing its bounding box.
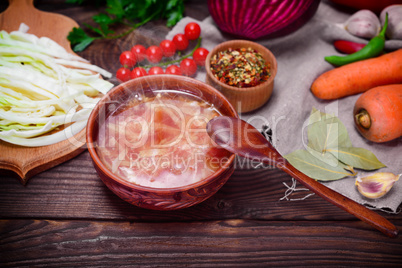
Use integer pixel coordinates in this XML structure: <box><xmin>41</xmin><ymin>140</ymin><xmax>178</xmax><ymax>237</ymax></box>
<box><xmin>210</xmin><ymin>47</ymin><xmax>270</xmax><ymax>88</ymax></box>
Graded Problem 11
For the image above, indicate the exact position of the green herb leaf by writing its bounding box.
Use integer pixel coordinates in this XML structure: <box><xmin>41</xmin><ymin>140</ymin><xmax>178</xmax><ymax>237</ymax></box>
<box><xmin>284</xmin><ymin>107</ymin><xmax>385</xmax><ymax>182</ymax></box>
<box><xmin>105</xmin><ymin>0</ymin><xmax>125</xmax><ymax>19</ymax></box>
<box><xmin>73</xmin><ymin>37</ymin><xmax>95</xmax><ymax>52</ymax></box>
<box><xmin>67</xmin><ymin>27</ymin><xmax>95</xmax><ymax>52</ymax></box>
<box><xmin>166</xmin><ymin>5</ymin><xmax>184</xmax><ymax>27</ymax></box>
<box><xmin>307</xmin><ymin>108</ymin><xmax>352</xmax><ymax>153</ymax></box>
<box><xmin>165</xmin><ymin>0</ymin><xmax>184</xmax><ymax>27</ymax></box>
<box><xmin>327</xmin><ymin>147</ymin><xmax>386</xmax><ymax>170</ymax></box>
<box><xmin>305</xmin><ymin>147</ymin><xmax>340</xmax><ymax>168</ymax></box>
<box><xmin>67</xmin><ymin>0</ymin><xmax>185</xmax><ymax>52</ymax></box>
<box><xmin>92</xmin><ymin>13</ymin><xmax>114</xmax><ymax>25</ymax></box>
<box><xmin>285</xmin><ymin>150</ymin><xmax>352</xmax><ymax>181</ymax></box>
<box><xmin>166</xmin><ymin>0</ymin><xmax>180</xmax><ymax>9</ymax></box>
<box><xmin>83</xmin><ymin>23</ymin><xmax>104</xmax><ymax>36</ymax></box>
<box><xmin>66</xmin><ymin>0</ymin><xmax>84</xmax><ymax>4</ymax></box>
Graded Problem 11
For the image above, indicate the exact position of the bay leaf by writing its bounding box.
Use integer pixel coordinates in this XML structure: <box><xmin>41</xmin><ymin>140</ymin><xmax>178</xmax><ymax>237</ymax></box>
<box><xmin>307</xmin><ymin>108</ymin><xmax>352</xmax><ymax>154</ymax></box>
<box><xmin>306</xmin><ymin>147</ymin><xmax>340</xmax><ymax>167</ymax></box>
<box><xmin>285</xmin><ymin>149</ymin><xmax>351</xmax><ymax>181</ymax></box>
<box><xmin>326</xmin><ymin>147</ymin><xmax>386</xmax><ymax>170</ymax></box>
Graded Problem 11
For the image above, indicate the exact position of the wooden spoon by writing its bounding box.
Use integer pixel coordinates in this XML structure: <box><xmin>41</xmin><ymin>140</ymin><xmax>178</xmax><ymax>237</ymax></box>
<box><xmin>0</xmin><ymin>0</ymin><xmax>85</xmax><ymax>184</ymax></box>
<box><xmin>207</xmin><ymin>116</ymin><xmax>398</xmax><ymax>238</ymax></box>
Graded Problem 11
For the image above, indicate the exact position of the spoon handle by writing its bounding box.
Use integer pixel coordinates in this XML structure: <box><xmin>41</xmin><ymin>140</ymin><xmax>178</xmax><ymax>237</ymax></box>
<box><xmin>207</xmin><ymin>116</ymin><xmax>398</xmax><ymax>237</ymax></box>
<box><xmin>278</xmin><ymin>160</ymin><xmax>398</xmax><ymax>238</ymax></box>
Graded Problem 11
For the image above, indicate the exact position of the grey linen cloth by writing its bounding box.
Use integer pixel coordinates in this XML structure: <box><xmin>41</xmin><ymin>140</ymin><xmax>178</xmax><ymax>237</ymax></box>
<box><xmin>166</xmin><ymin>1</ymin><xmax>402</xmax><ymax>213</ymax></box>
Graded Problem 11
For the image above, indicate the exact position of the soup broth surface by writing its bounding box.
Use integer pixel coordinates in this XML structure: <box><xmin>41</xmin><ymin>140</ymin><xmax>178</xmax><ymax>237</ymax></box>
<box><xmin>97</xmin><ymin>90</ymin><xmax>230</xmax><ymax>188</ymax></box>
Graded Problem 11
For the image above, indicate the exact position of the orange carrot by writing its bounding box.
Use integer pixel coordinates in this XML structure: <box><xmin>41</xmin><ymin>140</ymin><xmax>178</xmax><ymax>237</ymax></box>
<box><xmin>311</xmin><ymin>49</ymin><xmax>402</xmax><ymax>100</ymax></box>
<box><xmin>353</xmin><ymin>84</ymin><xmax>402</xmax><ymax>143</ymax></box>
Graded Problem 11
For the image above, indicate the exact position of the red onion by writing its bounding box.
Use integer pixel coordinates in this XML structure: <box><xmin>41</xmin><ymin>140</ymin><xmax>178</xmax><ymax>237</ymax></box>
<box><xmin>207</xmin><ymin>0</ymin><xmax>321</xmax><ymax>39</ymax></box>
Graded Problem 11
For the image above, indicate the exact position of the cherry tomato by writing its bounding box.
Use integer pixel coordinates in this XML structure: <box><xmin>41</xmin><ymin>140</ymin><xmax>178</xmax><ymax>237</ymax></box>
<box><xmin>192</xmin><ymin>47</ymin><xmax>209</xmax><ymax>66</ymax></box>
<box><xmin>119</xmin><ymin>51</ymin><xmax>136</xmax><ymax>68</ymax></box>
<box><xmin>146</xmin><ymin>45</ymin><xmax>163</xmax><ymax>63</ymax></box>
<box><xmin>148</xmin><ymin>66</ymin><xmax>164</xmax><ymax>75</ymax></box>
<box><xmin>159</xmin><ymin>40</ymin><xmax>176</xmax><ymax>57</ymax></box>
<box><xmin>116</xmin><ymin>67</ymin><xmax>131</xmax><ymax>82</ymax></box>
<box><xmin>172</xmin><ymin>34</ymin><xmax>189</xmax><ymax>51</ymax></box>
<box><xmin>131</xmin><ymin>67</ymin><xmax>147</xmax><ymax>79</ymax></box>
<box><xmin>180</xmin><ymin>58</ymin><xmax>197</xmax><ymax>77</ymax></box>
<box><xmin>165</xmin><ymin>65</ymin><xmax>182</xmax><ymax>75</ymax></box>
<box><xmin>131</xmin><ymin>44</ymin><xmax>146</xmax><ymax>62</ymax></box>
<box><xmin>184</xmin><ymin>22</ymin><xmax>201</xmax><ymax>40</ymax></box>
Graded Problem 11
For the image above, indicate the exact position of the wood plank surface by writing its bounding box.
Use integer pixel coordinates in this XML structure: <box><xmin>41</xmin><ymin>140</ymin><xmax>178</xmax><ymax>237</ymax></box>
<box><xmin>0</xmin><ymin>1</ymin><xmax>401</xmax><ymax>267</ymax></box>
<box><xmin>1</xmin><ymin>219</ymin><xmax>402</xmax><ymax>267</ymax></box>
<box><xmin>0</xmin><ymin>151</ymin><xmax>386</xmax><ymax>222</ymax></box>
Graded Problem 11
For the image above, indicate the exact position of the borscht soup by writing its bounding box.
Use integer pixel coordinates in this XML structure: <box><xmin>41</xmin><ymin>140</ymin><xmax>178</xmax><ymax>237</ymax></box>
<box><xmin>96</xmin><ymin>90</ymin><xmax>231</xmax><ymax>188</ymax></box>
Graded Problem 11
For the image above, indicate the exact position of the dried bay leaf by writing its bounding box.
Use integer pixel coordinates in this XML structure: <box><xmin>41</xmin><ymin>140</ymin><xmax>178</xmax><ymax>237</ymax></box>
<box><xmin>285</xmin><ymin>149</ymin><xmax>352</xmax><ymax>181</ymax></box>
<box><xmin>306</xmin><ymin>147</ymin><xmax>340</xmax><ymax>167</ymax></box>
<box><xmin>307</xmin><ymin>108</ymin><xmax>352</xmax><ymax>153</ymax></box>
<box><xmin>326</xmin><ymin>147</ymin><xmax>386</xmax><ymax>170</ymax></box>
<box><xmin>284</xmin><ymin>107</ymin><xmax>385</xmax><ymax>182</ymax></box>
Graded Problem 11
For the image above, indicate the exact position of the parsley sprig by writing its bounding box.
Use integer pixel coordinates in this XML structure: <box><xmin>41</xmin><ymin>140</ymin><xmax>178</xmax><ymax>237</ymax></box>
<box><xmin>66</xmin><ymin>0</ymin><xmax>185</xmax><ymax>52</ymax></box>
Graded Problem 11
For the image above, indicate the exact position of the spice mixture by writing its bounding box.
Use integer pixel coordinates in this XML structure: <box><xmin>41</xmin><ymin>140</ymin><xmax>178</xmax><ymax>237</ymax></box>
<box><xmin>210</xmin><ymin>47</ymin><xmax>270</xmax><ymax>88</ymax></box>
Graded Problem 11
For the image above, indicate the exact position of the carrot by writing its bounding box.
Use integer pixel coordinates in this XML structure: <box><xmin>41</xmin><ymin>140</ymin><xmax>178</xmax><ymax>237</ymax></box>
<box><xmin>353</xmin><ymin>84</ymin><xmax>402</xmax><ymax>143</ymax></box>
<box><xmin>311</xmin><ymin>49</ymin><xmax>402</xmax><ymax>100</ymax></box>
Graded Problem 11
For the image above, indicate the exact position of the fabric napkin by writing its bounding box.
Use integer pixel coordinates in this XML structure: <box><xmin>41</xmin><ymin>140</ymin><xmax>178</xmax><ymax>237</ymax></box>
<box><xmin>166</xmin><ymin>1</ymin><xmax>402</xmax><ymax>213</ymax></box>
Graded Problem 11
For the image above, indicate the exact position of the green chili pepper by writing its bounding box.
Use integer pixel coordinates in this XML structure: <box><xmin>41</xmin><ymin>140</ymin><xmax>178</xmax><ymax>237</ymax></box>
<box><xmin>325</xmin><ymin>13</ymin><xmax>388</xmax><ymax>67</ymax></box>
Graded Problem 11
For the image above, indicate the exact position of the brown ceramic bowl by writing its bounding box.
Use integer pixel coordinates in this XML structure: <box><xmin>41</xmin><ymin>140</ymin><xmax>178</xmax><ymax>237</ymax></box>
<box><xmin>86</xmin><ymin>75</ymin><xmax>238</xmax><ymax>210</ymax></box>
<box><xmin>205</xmin><ymin>40</ymin><xmax>278</xmax><ymax>113</ymax></box>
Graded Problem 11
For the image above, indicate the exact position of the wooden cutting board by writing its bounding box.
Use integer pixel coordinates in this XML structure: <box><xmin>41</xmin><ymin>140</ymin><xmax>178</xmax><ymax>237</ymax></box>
<box><xmin>0</xmin><ymin>0</ymin><xmax>87</xmax><ymax>184</ymax></box>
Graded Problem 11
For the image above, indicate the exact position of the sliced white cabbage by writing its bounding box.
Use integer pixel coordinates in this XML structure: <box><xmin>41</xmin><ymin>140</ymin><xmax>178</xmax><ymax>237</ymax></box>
<box><xmin>0</xmin><ymin>120</ymin><xmax>87</xmax><ymax>147</ymax></box>
<box><xmin>0</xmin><ymin>26</ymin><xmax>114</xmax><ymax>147</ymax></box>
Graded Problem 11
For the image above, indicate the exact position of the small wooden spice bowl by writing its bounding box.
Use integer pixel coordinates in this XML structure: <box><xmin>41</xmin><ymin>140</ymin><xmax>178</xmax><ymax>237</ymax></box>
<box><xmin>205</xmin><ymin>40</ymin><xmax>278</xmax><ymax>113</ymax></box>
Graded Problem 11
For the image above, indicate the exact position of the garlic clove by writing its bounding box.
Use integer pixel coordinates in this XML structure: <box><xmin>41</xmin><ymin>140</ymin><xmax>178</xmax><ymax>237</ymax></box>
<box><xmin>380</xmin><ymin>5</ymin><xmax>402</xmax><ymax>40</ymax></box>
<box><xmin>356</xmin><ymin>172</ymin><xmax>400</xmax><ymax>199</ymax></box>
<box><xmin>345</xmin><ymin>10</ymin><xmax>381</xmax><ymax>39</ymax></box>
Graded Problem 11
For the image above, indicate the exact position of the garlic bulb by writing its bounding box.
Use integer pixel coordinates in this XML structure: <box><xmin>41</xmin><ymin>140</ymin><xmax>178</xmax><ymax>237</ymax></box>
<box><xmin>380</xmin><ymin>5</ymin><xmax>402</xmax><ymax>40</ymax></box>
<box><xmin>355</xmin><ymin>172</ymin><xmax>400</xmax><ymax>199</ymax></box>
<box><xmin>345</xmin><ymin>10</ymin><xmax>381</xmax><ymax>39</ymax></box>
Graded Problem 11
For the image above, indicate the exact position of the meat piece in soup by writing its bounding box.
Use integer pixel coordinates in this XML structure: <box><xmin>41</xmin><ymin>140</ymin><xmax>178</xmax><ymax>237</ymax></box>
<box><xmin>96</xmin><ymin>90</ymin><xmax>231</xmax><ymax>188</ymax></box>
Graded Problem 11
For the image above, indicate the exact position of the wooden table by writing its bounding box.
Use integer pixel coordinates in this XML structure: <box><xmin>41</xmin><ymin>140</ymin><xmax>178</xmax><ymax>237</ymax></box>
<box><xmin>1</xmin><ymin>1</ymin><xmax>401</xmax><ymax>266</ymax></box>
